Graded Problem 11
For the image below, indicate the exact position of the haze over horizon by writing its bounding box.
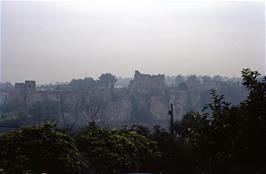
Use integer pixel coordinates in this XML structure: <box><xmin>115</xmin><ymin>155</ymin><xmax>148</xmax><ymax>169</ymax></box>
<box><xmin>1</xmin><ymin>1</ymin><xmax>265</xmax><ymax>84</ymax></box>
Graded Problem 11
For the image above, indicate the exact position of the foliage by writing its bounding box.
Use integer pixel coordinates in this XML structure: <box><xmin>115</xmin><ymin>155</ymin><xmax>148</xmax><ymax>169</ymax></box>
<box><xmin>0</xmin><ymin>82</ymin><xmax>13</xmax><ymax>92</ymax></box>
<box><xmin>29</xmin><ymin>101</ymin><xmax>60</xmax><ymax>122</ymax></box>
<box><xmin>179</xmin><ymin>68</ymin><xmax>266</xmax><ymax>173</ymax></box>
<box><xmin>0</xmin><ymin>122</ymin><xmax>82</xmax><ymax>174</ymax></box>
<box><xmin>149</xmin><ymin>125</ymin><xmax>196</xmax><ymax>174</ymax></box>
<box><xmin>76</xmin><ymin>122</ymin><xmax>160</xmax><ymax>174</ymax></box>
<box><xmin>0</xmin><ymin>112</ymin><xmax>30</xmax><ymax>129</ymax></box>
<box><xmin>69</xmin><ymin>77</ymin><xmax>96</xmax><ymax>91</ymax></box>
<box><xmin>97</xmin><ymin>73</ymin><xmax>117</xmax><ymax>89</ymax></box>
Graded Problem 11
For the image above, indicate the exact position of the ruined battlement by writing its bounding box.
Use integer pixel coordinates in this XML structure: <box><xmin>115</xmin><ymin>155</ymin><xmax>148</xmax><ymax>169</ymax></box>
<box><xmin>25</xmin><ymin>80</ymin><xmax>36</xmax><ymax>91</ymax></box>
<box><xmin>129</xmin><ymin>71</ymin><xmax>165</xmax><ymax>91</ymax></box>
<box><xmin>15</xmin><ymin>80</ymin><xmax>36</xmax><ymax>92</ymax></box>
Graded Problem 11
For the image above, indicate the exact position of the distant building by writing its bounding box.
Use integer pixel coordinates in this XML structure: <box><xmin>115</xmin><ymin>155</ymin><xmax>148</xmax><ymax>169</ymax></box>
<box><xmin>128</xmin><ymin>71</ymin><xmax>165</xmax><ymax>91</ymax></box>
<box><xmin>25</xmin><ymin>80</ymin><xmax>36</xmax><ymax>91</ymax></box>
<box><xmin>15</xmin><ymin>83</ymin><xmax>26</xmax><ymax>93</ymax></box>
<box><xmin>15</xmin><ymin>80</ymin><xmax>36</xmax><ymax>92</ymax></box>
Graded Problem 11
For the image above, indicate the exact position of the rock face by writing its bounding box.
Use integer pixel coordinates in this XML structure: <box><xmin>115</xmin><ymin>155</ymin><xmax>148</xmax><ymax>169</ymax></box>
<box><xmin>1</xmin><ymin>72</ymin><xmax>248</xmax><ymax>128</ymax></box>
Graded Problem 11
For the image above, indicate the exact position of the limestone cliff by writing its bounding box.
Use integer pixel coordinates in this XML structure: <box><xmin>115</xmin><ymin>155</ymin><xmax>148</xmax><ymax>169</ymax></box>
<box><xmin>1</xmin><ymin>73</ymin><xmax>247</xmax><ymax>128</ymax></box>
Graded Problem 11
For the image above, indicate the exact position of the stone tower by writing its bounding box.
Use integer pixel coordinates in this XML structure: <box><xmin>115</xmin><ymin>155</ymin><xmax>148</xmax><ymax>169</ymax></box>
<box><xmin>25</xmin><ymin>80</ymin><xmax>36</xmax><ymax>91</ymax></box>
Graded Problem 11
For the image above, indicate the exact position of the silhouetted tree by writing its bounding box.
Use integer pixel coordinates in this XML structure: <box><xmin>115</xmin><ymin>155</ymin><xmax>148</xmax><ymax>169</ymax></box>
<box><xmin>181</xmin><ymin>68</ymin><xmax>266</xmax><ymax>173</ymax></box>
<box><xmin>98</xmin><ymin>73</ymin><xmax>117</xmax><ymax>89</ymax></box>
<box><xmin>69</xmin><ymin>77</ymin><xmax>96</xmax><ymax>91</ymax></box>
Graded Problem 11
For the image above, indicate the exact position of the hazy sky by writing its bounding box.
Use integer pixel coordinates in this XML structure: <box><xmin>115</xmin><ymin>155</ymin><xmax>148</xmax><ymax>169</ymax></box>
<box><xmin>1</xmin><ymin>1</ymin><xmax>265</xmax><ymax>84</ymax></box>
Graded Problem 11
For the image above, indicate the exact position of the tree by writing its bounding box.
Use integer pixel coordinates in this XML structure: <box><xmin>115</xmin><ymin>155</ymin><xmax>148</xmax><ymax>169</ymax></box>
<box><xmin>238</xmin><ymin>68</ymin><xmax>266</xmax><ymax>173</ymax></box>
<box><xmin>3</xmin><ymin>112</ymin><xmax>29</xmax><ymax>128</ymax></box>
<box><xmin>0</xmin><ymin>82</ymin><xmax>13</xmax><ymax>92</ymax></box>
<box><xmin>69</xmin><ymin>77</ymin><xmax>96</xmax><ymax>91</ymax></box>
<box><xmin>76</xmin><ymin>122</ymin><xmax>160</xmax><ymax>174</ymax></box>
<box><xmin>29</xmin><ymin>101</ymin><xmax>60</xmax><ymax>122</ymax></box>
<box><xmin>150</xmin><ymin>124</ymin><xmax>197</xmax><ymax>174</ymax></box>
<box><xmin>181</xmin><ymin>68</ymin><xmax>266</xmax><ymax>173</ymax></box>
<box><xmin>83</xmin><ymin>90</ymin><xmax>105</xmax><ymax>122</ymax></box>
<box><xmin>0</xmin><ymin>122</ymin><xmax>82</xmax><ymax>174</ymax></box>
<box><xmin>98</xmin><ymin>73</ymin><xmax>117</xmax><ymax>89</ymax></box>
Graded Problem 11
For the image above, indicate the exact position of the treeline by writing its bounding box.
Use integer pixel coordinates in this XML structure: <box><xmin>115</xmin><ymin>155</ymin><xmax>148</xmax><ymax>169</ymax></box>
<box><xmin>0</xmin><ymin>122</ymin><xmax>161</xmax><ymax>174</ymax></box>
<box><xmin>0</xmin><ymin>70</ymin><xmax>248</xmax><ymax>127</ymax></box>
<box><xmin>0</xmin><ymin>68</ymin><xmax>265</xmax><ymax>174</ymax></box>
<box><xmin>38</xmin><ymin>73</ymin><xmax>117</xmax><ymax>91</ymax></box>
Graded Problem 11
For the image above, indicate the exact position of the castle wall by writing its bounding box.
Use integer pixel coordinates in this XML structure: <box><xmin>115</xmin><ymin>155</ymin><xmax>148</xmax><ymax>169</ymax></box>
<box><xmin>15</xmin><ymin>83</ymin><xmax>26</xmax><ymax>93</ymax></box>
<box><xmin>129</xmin><ymin>71</ymin><xmax>165</xmax><ymax>92</ymax></box>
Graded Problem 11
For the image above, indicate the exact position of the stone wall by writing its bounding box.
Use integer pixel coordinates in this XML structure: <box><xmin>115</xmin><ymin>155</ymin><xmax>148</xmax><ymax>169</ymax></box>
<box><xmin>128</xmin><ymin>71</ymin><xmax>165</xmax><ymax>93</ymax></box>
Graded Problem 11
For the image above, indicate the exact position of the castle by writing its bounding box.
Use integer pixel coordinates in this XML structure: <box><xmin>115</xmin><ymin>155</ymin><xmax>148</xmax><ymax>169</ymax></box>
<box><xmin>15</xmin><ymin>81</ymin><xmax>36</xmax><ymax>93</ymax></box>
<box><xmin>128</xmin><ymin>71</ymin><xmax>165</xmax><ymax>91</ymax></box>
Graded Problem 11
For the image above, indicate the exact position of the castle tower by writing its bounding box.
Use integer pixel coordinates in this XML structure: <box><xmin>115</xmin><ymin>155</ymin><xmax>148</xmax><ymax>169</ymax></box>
<box><xmin>15</xmin><ymin>83</ymin><xmax>26</xmax><ymax>93</ymax></box>
<box><xmin>25</xmin><ymin>80</ymin><xmax>36</xmax><ymax>91</ymax></box>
